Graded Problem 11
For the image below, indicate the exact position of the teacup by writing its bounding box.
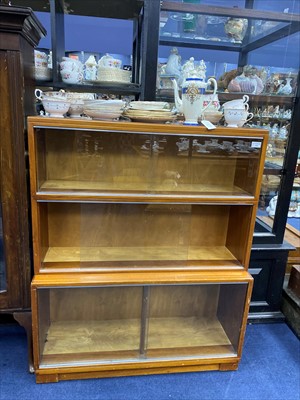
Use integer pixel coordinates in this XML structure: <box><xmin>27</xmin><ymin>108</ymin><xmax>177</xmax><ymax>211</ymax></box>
<box><xmin>41</xmin><ymin>98</ymin><xmax>71</xmax><ymax>118</ymax></box>
<box><xmin>237</xmin><ymin>111</ymin><xmax>254</xmax><ymax>127</ymax></box>
<box><xmin>60</xmin><ymin>70</ymin><xmax>84</xmax><ymax>85</ymax></box>
<box><xmin>224</xmin><ymin>108</ymin><xmax>253</xmax><ymax>127</ymax></box>
<box><xmin>35</xmin><ymin>88</ymin><xmax>67</xmax><ymax>101</ymax></box>
<box><xmin>222</xmin><ymin>95</ymin><xmax>249</xmax><ymax>111</ymax></box>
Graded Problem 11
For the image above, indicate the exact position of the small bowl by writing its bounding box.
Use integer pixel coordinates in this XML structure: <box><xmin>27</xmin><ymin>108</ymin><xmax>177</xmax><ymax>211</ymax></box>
<box><xmin>202</xmin><ymin>111</ymin><xmax>223</xmax><ymax>124</ymax></box>
<box><xmin>42</xmin><ymin>98</ymin><xmax>71</xmax><ymax>118</ymax></box>
<box><xmin>68</xmin><ymin>100</ymin><xmax>85</xmax><ymax>118</ymax></box>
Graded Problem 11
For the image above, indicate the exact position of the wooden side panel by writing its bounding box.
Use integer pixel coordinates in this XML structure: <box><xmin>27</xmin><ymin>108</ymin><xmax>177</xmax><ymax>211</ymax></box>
<box><xmin>226</xmin><ymin>205</ymin><xmax>253</xmax><ymax>266</ymax></box>
<box><xmin>0</xmin><ymin>49</ymin><xmax>31</xmax><ymax>309</ymax></box>
<box><xmin>217</xmin><ymin>282</ymin><xmax>250</xmax><ymax>354</ymax></box>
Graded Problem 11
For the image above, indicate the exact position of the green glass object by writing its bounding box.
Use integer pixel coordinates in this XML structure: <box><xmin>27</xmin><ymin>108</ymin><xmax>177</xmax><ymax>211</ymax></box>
<box><xmin>183</xmin><ymin>0</ymin><xmax>200</xmax><ymax>32</ymax></box>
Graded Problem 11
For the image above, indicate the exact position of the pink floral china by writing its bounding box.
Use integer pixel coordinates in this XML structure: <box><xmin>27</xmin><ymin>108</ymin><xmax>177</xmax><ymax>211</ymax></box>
<box><xmin>41</xmin><ymin>99</ymin><xmax>71</xmax><ymax>118</ymax></box>
<box><xmin>35</xmin><ymin>89</ymin><xmax>67</xmax><ymax>101</ymax></box>
<box><xmin>60</xmin><ymin>70</ymin><xmax>84</xmax><ymax>85</ymax></box>
<box><xmin>98</xmin><ymin>54</ymin><xmax>122</xmax><ymax>69</ymax></box>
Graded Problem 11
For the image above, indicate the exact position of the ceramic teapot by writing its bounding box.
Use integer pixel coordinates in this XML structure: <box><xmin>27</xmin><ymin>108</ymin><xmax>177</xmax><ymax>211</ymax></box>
<box><xmin>173</xmin><ymin>69</ymin><xmax>217</xmax><ymax>125</ymax></box>
<box><xmin>60</xmin><ymin>57</ymin><xmax>83</xmax><ymax>72</ymax></box>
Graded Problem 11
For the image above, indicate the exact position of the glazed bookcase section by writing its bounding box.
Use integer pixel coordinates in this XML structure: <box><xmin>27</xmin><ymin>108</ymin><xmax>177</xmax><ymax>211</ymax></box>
<box><xmin>31</xmin><ymin>271</ymin><xmax>252</xmax><ymax>382</ymax></box>
<box><xmin>33</xmin><ymin>201</ymin><xmax>255</xmax><ymax>272</ymax></box>
<box><xmin>27</xmin><ymin>118</ymin><xmax>268</xmax><ymax>202</ymax></box>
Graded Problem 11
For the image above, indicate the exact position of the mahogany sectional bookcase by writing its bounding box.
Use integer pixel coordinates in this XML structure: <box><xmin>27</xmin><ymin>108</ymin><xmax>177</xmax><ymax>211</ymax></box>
<box><xmin>27</xmin><ymin>117</ymin><xmax>267</xmax><ymax>383</ymax></box>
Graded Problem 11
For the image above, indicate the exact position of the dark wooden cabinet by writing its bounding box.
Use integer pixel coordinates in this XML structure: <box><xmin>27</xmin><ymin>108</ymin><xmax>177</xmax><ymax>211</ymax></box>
<box><xmin>0</xmin><ymin>5</ymin><xmax>45</xmax><ymax>314</ymax></box>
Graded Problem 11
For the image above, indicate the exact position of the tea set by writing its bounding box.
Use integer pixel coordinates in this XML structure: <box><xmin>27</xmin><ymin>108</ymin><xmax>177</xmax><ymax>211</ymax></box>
<box><xmin>59</xmin><ymin>54</ymin><xmax>129</xmax><ymax>84</ymax></box>
<box><xmin>36</xmin><ymin>52</ymin><xmax>253</xmax><ymax>128</ymax></box>
<box><xmin>170</xmin><ymin>60</ymin><xmax>253</xmax><ymax>128</ymax></box>
<box><xmin>35</xmin><ymin>89</ymin><xmax>95</xmax><ymax>118</ymax></box>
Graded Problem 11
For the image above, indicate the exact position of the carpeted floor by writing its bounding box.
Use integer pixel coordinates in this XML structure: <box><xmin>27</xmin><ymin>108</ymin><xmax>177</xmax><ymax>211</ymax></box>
<box><xmin>0</xmin><ymin>322</ymin><xmax>299</xmax><ymax>400</ymax></box>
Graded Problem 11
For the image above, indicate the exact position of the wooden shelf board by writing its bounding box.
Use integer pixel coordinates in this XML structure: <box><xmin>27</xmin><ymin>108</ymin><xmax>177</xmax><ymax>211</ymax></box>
<box><xmin>147</xmin><ymin>317</ymin><xmax>231</xmax><ymax>349</ymax></box>
<box><xmin>39</xmin><ymin>180</ymin><xmax>252</xmax><ymax>198</ymax></box>
<box><xmin>43</xmin><ymin>319</ymin><xmax>140</xmax><ymax>355</ymax></box>
<box><xmin>43</xmin><ymin>245</ymin><xmax>237</xmax><ymax>264</ymax></box>
<box><xmin>41</xmin><ymin>317</ymin><xmax>235</xmax><ymax>366</ymax></box>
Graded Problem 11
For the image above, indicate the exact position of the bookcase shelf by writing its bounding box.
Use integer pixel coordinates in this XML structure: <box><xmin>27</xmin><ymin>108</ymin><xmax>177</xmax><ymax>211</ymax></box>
<box><xmin>28</xmin><ymin>117</ymin><xmax>267</xmax><ymax>383</ymax></box>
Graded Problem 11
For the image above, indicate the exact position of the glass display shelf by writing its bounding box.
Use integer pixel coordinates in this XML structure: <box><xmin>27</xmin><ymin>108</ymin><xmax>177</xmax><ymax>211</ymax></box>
<box><xmin>157</xmin><ymin>1</ymin><xmax>300</xmax><ymax>240</ymax></box>
<box><xmin>160</xmin><ymin>1</ymin><xmax>300</xmax><ymax>49</ymax></box>
<box><xmin>31</xmin><ymin>274</ymin><xmax>251</xmax><ymax>373</ymax></box>
<box><xmin>29</xmin><ymin>120</ymin><xmax>267</xmax><ymax>201</ymax></box>
<box><xmin>33</xmin><ymin>202</ymin><xmax>254</xmax><ymax>272</ymax></box>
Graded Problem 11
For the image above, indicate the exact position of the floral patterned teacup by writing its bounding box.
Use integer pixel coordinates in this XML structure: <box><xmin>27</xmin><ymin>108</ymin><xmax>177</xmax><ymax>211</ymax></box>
<box><xmin>224</xmin><ymin>108</ymin><xmax>253</xmax><ymax>127</ymax></box>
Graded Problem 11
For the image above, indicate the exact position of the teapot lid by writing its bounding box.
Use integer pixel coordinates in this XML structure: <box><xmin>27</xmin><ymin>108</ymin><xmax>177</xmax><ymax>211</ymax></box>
<box><xmin>85</xmin><ymin>55</ymin><xmax>97</xmax><ymax>66</ymax></box>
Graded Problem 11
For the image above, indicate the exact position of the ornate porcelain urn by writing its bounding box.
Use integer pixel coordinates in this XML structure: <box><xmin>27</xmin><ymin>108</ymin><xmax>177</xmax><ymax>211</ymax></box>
<box><xmin>173</xmin><ymin>69</ymin><xmax>217</xmax><ymax>125</ymax></box>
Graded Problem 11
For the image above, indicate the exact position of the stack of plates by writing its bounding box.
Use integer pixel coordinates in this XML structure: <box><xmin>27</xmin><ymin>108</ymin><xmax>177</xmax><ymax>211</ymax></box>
<box><xmin>97</xmin><ymin>67</ymin><xmax>131</xmax><ymax>84</ymax></box>
<box><xmin>83</xmin><ymin>99</ymin><xmax>125</xmax><ymax>120</ymax></box>
<box><xmin>129</xmin><ymin>101</ymin><xmax>170</xmax><ymax>111</ymax></box>
<box><xmin>124</xmin><ymin>101</ymin><xmax>176</xmax><ymax>123</ymax></box>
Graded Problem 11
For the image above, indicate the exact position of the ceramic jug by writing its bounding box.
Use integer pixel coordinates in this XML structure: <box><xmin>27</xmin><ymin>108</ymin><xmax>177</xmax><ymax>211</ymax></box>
<box><xmin>84</xmin><ymin>55</ymin><xmax>97</xmax><ymax>81</ymax></box>
<box><xmin>173</xmin><ymin>70</ymin><xmax>217</xmax><ymax>125</ymax></box>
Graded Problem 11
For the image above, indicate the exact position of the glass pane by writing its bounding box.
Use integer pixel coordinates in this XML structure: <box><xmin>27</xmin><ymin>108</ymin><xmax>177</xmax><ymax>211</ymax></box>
<box><xmin>160</xmin><ymin>10</ymin><xmax>291</xmax><ymax>46</ymax></box>
<box><xmin>35</xmin><ymin>282</ymin><xmax>249</xmax><ymax>368</ymax></box>
<box><xmin>158</xmin><ymin>1</ymin><xmax>300</xmax><ymax>238</ymax></box>
<box><xmin>146</xmin><ymin>283</ymin><xmax>248</xmax><ymax>359</ymax></box>
<box><xmin>37</xmin><ymin>286</ymin><xmax>143</xmax><ymax>368</ymax></box>
<box><xmin>34</xmin><ymin>128</ymin><xmax>263</xmax><ymax>198</ymax></box>
<box><xmin>0</xmin><ymin>196</ymin><xmax>6</xmax><ymax>291</ymax></box>
<box><xmin>37</xmin><ymin>202</ymin><xmax>252</xmax><ymax>271</ymax></box>
<box><xmin>253</xmin><ymin>0</ymin><xmax>300</xmax><ymax>14</ymax></box>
